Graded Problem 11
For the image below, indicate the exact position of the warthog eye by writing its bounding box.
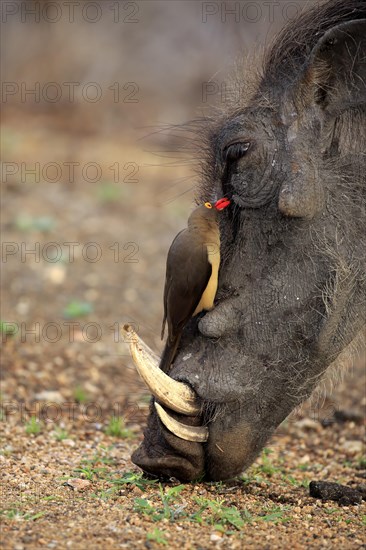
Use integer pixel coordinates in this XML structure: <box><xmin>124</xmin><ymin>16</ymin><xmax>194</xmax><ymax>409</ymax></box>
<box><xmin>222</xmin><ymin>141</ymin><xmax>250</xmax><ymax>163</ymax></box>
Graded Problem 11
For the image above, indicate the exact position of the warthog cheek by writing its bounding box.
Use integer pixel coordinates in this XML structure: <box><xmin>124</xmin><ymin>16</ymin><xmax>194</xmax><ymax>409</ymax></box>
<box><xmin>206</xmin><ymin>420</ymin><xmax>256</xmax><ymax>481</ymax></box>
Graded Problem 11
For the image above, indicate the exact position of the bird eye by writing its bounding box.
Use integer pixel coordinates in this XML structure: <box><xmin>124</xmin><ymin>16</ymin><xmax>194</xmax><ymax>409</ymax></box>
<box><xmin>223</xmin><ymin>141</ymin><xmax>250</xmax><ymax>163</ymax></box>
<box><xmin>204</xmin><ymin>202</ymin><xmax>213</xmax><ymax>209</ymax></box>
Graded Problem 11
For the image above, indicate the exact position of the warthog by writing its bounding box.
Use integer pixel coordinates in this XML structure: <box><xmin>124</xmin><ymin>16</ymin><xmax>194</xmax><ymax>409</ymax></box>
<box><xmin>127</xmin><ymin>0</ymin><xmax>366</xmax><ymax>481</ymax></box>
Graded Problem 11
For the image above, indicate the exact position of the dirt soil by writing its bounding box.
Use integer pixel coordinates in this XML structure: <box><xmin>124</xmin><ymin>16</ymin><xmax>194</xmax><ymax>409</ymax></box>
<box><xmin>1</xmin><ymin>114</ymin><xmax>365</xmax><ymax>549</ymax></box>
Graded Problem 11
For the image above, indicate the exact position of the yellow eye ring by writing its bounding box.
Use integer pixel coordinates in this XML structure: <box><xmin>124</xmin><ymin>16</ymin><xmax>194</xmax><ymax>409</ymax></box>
<box><xmin>204</xmin><ymin>202</ymin><xmax>213</xmax><ymax>209</ymax></box>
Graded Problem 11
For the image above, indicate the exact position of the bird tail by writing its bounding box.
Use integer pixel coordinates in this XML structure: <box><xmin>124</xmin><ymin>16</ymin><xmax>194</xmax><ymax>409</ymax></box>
<box><xmin>159</xmin><ymin>335</ymin><xmax>182</xmax><ymax>373</ymax></box>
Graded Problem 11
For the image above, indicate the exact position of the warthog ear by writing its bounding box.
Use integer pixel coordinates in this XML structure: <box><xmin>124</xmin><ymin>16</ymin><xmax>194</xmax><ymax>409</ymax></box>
<box><xmin>279</xmin><ymin>19</ymin><xmax>366</xmax><ymax>219</ymax></box>
<box><xmin>298</xmin><ymin>19</ymin><xmax>366</xmax><ymax>112</ymax></box>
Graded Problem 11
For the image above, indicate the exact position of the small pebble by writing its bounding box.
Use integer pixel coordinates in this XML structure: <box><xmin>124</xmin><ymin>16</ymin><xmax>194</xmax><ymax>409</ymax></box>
<box><xmin>35</xmin><ymin>391</ymin><xmax>64</xmax><ymax>404</ymax></box>
<box><xmin>64</xmin><ymin>478</ymin><xmax>91</xmax><ymax>491</ymax></box>
<box><xmin>340</xmin><ymin>440</ymin><xmax>363</xmax><ymax>454</ymax></box>
<box><xmin>61</xmin><ymin>439</ymin><xmax>75</xmax><ymax>447</ymax></box>
<box><xmin>45</xmin><ymin>266</ymin><xmax>66</xmax><ymax>285</ymax></box>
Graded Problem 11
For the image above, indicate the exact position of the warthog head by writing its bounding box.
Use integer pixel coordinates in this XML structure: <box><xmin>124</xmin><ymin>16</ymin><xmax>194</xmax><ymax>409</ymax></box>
<box><xmin>128</xmin><ymin>0</ymin><xmax>366</xmax><ymax>481</ymax></box>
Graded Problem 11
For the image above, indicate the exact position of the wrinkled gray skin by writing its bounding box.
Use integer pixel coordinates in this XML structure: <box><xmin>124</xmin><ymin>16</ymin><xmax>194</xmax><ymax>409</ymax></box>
<box><xmin>132</xmin><ymin>0</ymin><xmax>366</xmax><ymax>481</ymax></box>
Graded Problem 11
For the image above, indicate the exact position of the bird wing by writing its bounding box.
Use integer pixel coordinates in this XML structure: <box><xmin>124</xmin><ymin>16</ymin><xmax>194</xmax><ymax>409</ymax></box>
<box><xmin>163</xmin><ymin>229</ymin><xmax>212</xmax><ymax>344</ymax></box>
<box><xmin>161</xmin><ymin>229</ymin><xmax>185</xmax><ymax>340</ymax></box>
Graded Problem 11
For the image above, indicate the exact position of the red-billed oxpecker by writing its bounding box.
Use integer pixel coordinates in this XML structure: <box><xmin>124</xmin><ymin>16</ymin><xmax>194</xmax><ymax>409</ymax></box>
<box><xmin>160</xmin><ymin>198</ymin><xmax>230</xmax><ymax>373</ymax></box>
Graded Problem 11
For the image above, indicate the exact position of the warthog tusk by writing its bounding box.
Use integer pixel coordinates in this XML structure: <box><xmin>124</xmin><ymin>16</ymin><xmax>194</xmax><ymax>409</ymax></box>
<box><xmin>122</xmin><ymin>324</ymin><xmax>201</xmax><ymax>415</ymax></box>
<box><xmin>154</xmin><ymin>402</ymin><xmax>208</xmax><ymax>443</ymax></box>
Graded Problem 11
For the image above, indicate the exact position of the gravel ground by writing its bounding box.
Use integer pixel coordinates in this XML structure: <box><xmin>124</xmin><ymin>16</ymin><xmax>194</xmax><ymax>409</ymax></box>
<box><xmin>1</xmin><ymin>114</ymin><xmax>365</xmax><ymax>549</ymax></box>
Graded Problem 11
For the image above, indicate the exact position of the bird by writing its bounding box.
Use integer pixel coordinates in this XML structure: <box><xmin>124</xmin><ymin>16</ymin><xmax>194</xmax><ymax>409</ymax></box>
<box><xmin>159</xmin><ymin>197</ymin><xmax>230</xmax><ymax>373</ymax></box>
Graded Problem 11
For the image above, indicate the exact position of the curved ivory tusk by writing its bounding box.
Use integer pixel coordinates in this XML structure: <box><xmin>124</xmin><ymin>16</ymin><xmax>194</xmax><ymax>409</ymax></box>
<box><xmin>122</xmin><ymin>324</ymin><xmax>201</xmax><ymax>415</ymax></box>
<box><xmin>155</xmin><ymin>402</ymin><xmax>208</xmax><ymax>443</ymax></box>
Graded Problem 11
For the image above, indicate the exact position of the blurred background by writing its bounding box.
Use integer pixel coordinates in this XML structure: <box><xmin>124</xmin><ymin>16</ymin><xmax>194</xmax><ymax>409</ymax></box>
<box><xmin>4</xmin><ymin>0</ymin><xmax>352</xmax><ymax>416</ymax></box>
<box><xmin>2</xmin><ymin>0</ymin><xmax>297</xmax><ymax>408</ymax></box>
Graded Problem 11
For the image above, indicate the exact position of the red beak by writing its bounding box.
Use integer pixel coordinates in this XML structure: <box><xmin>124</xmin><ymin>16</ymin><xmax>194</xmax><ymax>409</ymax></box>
<box><xmin>215</xmin><ymin>198</ymin><xmax>231</xmax><ymax>211</ymax></box>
